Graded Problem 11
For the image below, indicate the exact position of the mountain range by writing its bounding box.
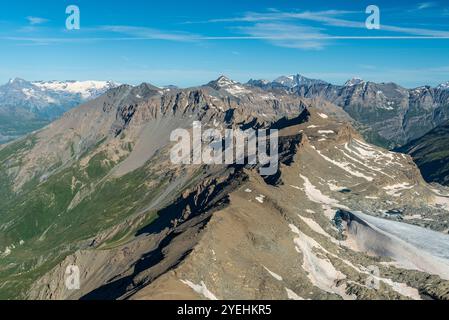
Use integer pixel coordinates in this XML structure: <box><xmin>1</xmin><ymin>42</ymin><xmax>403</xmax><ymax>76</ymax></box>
<box><xmin>247</xmin><ymin>75</ymin><xmax>449</xmax><ymax>149</ymax></box>
<box><xmin>0</xmin><ymin>76</ymin><xmax>449</xmax><ymax>300</ymax></box>
<box><xmin>2</xmin><ymin>74</ymin><xmax>449</xmax><ymax>198</ymax></box>
<box><xmin>2</xmin><ymin>74</ymin><xmax>449</xmax><ymax>151</ymax></box>
<box><xmin>0</xmin><ymin>78</ymin><xmax>118</xmax><ymax>143</ymax></box>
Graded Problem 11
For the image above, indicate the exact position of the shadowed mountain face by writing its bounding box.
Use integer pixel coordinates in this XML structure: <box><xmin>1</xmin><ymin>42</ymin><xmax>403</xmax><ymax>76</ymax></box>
<box><xmin>248</xmin><ymin>75</ymin><xmax>449</xmax><ymax>149</ymax></box>
<box><xmin>1</xmin><ymin>77</ymin><xmax>449</xmax><ymax>300</ymax></box>
<box><xmin>0</xmin><ymin>78</ymin><xmax>118</xmax><ymax>143</ymax></box>
<box><xmin>397</xmin><ymin>121</ymin><xmax>449</xmax><ymax>186</ymax></box>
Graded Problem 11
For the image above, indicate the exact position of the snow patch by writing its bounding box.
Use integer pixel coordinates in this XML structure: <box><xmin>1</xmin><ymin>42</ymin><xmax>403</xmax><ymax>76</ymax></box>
<box><xmin>318</xmin><ymin>113</ymin><xmax>329</xmax><ymax>119</ymax></box>
<box><xmin>327</xmin><ymin>182</ymin><xmax>346</xmax><ymax>192</ymax></box>
<box><xmin>263</xmin><ymin>266</ymin><xmax>283</xmax><ymax>281</ymax></box>
<box><xmin>300</xmin><ymin>175</ymin><xmax>339</xmax><ymax>206</ymax></box>
<box><xmin>433</xmin><ymin>195</ymin><xmax>449</xmax><ymax>211</ymax></box>
<box><xmin>285</xmin><ymin>288</ymin><xmax>304</xmax><ymax>300</ymax></box>
<box><xmin>181</xmin><ymin>280</ymin><xmax>218</xmax><ymax>300</ymax></box>
<box><xmin>316</xmin><ymin>150</ymin><xmax>374</xmax><ymax>181</ymax></box>
<box><xmin>383</xmin><ymin>183</ymin><xmax>414</xmax><ymax>197</ymax></box>
<box><xmin>289</xmin><ymin>225</ymin><xmax>354</xmax><ymax>299</ymax></box>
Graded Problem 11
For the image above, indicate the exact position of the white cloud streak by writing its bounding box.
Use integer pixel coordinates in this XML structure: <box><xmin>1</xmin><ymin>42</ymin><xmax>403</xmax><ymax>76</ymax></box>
<box><xmin>99</xmin><ymin>25</ymin><xmax>199</xmax><ymax>42</ymax></box>
<box><xmin>237</xmin><ymin>23</ymin><xmax>329</xmax><ymax>49</ymax></box>
<box><xmin>212</xmin><ymin>9</ymin><xmax>449</xmax><ymax>37</ymax></box>
<box><xmin>26</xmin><ymin>16</ymin><xmax>49</xmax><ymax>25</ymax></box>
<box><xmin>202</xmin><ymin>8</ymin><xmax>449</xmax><ymax>49</ymax></box>
<box><xmin>416</xmin><ymin>2</ymin><xmax>437</xmax><ymax>10</ymax></box>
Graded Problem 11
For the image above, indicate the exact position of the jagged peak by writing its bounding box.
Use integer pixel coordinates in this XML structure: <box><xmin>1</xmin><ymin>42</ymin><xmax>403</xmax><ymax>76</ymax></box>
<box><xmin>336</xmin><ymin>123</ymin><xmax>362</xmax><ymax>143</ymax></box>
<box><xmin>345</xmin><ymin>77</ymin><xmax>365</xmax><ymax>87</ymax></box>
<box><xmin>274</xmin><ymin>74</ymin><xmax>296</xmax><ymax>82</ymax></box>
<box><xmin>437</xmin><ymin>81</ymin><xmax>449</xmax><ymax>90</ymax></box>
<box><xmin>212</xmin><ymin>75</ymin><xmax>238</xmax><ymax>87</ymax></box>
<box><xmin>299</xmin><ymin>132</ymin><xmax>311</xmax><ymax>147</ymax></box>
<box><xmin>205</xmin><ymin>76</ymin><xmax>252</xmax><ymax>97</ymax></box>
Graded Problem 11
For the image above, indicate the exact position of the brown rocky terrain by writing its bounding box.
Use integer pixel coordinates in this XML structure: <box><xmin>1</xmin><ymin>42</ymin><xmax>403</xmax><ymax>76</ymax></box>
<box><xmin>1</xmin><ymin>77</ymin><xmax>448</xmax><ymax>300</ymax></box>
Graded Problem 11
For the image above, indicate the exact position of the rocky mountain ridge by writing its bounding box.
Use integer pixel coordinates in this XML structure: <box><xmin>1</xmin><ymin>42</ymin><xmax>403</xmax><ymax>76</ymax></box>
<box><xmin>1</xmin><ymin>77</ymin><xmax>448</xmax><ymax>300</ymax></box>
<box><xmin>247</xmin><ymin>74</ymin><xmax>449</xmax><ymax>149</ymax></box>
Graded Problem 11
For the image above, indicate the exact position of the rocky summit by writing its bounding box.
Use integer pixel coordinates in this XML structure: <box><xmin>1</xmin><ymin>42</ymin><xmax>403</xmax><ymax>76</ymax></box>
<box><xmin>0</xmin><ymin>76</ymin><xmax>449</xmax><ymax>300</ymax></box>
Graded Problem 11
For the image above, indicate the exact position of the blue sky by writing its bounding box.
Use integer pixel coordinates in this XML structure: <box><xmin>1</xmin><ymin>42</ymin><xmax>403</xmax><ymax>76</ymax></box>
<box><xmin>0</xmin><ymin>0</ymin><xmax>449</xmax><ymax>87</ymax></box>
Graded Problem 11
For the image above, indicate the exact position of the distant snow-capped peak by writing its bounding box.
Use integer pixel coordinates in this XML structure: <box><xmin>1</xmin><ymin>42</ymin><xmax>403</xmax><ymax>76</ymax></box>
<box><xmin>273</xmin><ymin>74</ymin><xmax>327</xmax><ymax>88</ymax></box>
<box><xmin>345</xmin><ymin>77</ymin><xmax>365</xmax><ymax>87</ymax></box>
<box><xmin>7</xmin><ymin>77</ymin><xmax>29</xmax><ymax>85</ymax></box>
<box><xmin>0</xmin><ymin>78</ymin><xmax>120</xmax><ymax>113</ymax></box>
<box><xmin>32</xmin><ymin>80</ymin><xmax>119</xmax><ymax>98</ymax></box>
<box><xmin>215</xmin><ymin>75</ymin><xmax>238</xmax><ymax>87</ymax></box>
<box><xmin>208</xmin><ymin>76</ymin><xmax>251</xmax><ymax>96</ymax></box>
<box><xmin>437</xmin><ymin>81</ymin><xmax>449</xmax><ymax>90</ymax></box>
<box><xmin>274</xmin><ymin>75</ymin><xmax>295</xmax><ymax>87</ymax></box>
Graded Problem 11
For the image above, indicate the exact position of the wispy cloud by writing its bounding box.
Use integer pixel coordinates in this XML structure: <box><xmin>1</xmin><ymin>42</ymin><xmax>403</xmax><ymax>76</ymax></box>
<box><xmin>26</xmin><ymin>16</ymin><xmax>49</xmax><ymax>25</ymax></box>
<box><xmin>100</xmin><ymin>25</ymin><xmax>199</xmax><ymax>41</ymax></box>
<box><xmin>203</xmin><ymin>8</ymin><xmax>449</xmax><ymax>47</ymax></box>
<box><xmin>205</xmin><ymin>10</ymin><xmax>356</xmax><ymax>23</ymax></box>
<box><xmin>2</xmin><ymin>25</ymin><xmax>202</xmax><ymax>45</ymax></box>
<box><xmin>416</xmin><ymin>2</ymin><xmax>437</xmax><ymax>10</ymax></box>
<box><xmin>303</xmin><ymin>12</ymin><xmax>449</xmax><ymax>37</ymax></box>
<box><xmin>238</xmin><ymin>23</ymin><xmax>328</xmax><ymax>50</ymax></box>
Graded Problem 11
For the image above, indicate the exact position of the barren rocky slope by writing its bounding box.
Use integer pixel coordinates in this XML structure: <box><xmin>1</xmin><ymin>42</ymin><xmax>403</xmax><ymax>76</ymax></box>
<box><xmin>130</xmin><ymin>110</ymin><xmax>449</xmax><ymax>301</ymax></box>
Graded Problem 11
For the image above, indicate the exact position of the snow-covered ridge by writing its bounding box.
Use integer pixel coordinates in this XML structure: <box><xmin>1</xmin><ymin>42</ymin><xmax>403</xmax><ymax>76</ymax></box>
<box><xmin>437</xmin><ymin>81</ymin><xmax>449</xmax><ymax>90</ymax></box>
<box><xmin>345</xmin><ymin>77</ymin><xmax>365</xmax><ymax>87</ymax></box>
<box><xmin>215</xmin><ymin>76</ymin><xmax>238</xmax><ymax>87</ymax></box>
<box><xmin>273</xmin><ymin>74</ymin><xmax>327</xmax><ymax>88</ymax></box>
<box><xmin>274</xmin><ymin>75</ymin><xmax>295</xmax><ymax>87</ymax></box>
<box><xmin>0</xmin><ymin>78</ymin><xmax>120</xmax><ymax>113</ymax></box>
<box><xmin>32</xmin><ymin>80</ymin><xmax>119</xmax><ymax>99</ymax></box>
<box><xmin>210</xmin><ymin>76</ymin><xmax>251</xmax><ymax>96</ymax></box>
